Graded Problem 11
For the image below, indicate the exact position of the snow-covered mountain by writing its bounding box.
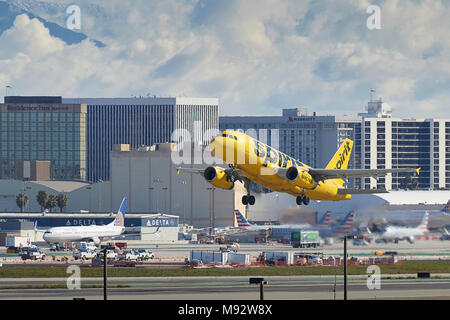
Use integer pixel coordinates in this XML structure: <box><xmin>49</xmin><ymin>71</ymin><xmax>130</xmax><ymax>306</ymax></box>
<box><xmin>0</xmin><ymin>0</ymin><xmax>105</xmax><ymax>47</ymax></box>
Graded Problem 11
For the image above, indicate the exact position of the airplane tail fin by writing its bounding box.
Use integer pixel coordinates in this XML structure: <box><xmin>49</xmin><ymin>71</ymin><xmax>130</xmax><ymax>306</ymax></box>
<box><xmin>325</xmin><ymin>139</ymin><xmax>354</xmax><ymax>187</ymax></box>
<box><xmin>111</xmin><ymin>197</ymin><xmax>127</xmax><ymax>227</ymax></box>
<box><xmin>337</xmin><ymin>210</ymin><xmax>355</xmax><ymax>233</ymax></box>
<box><xmin>316</xmin><ymin>211</ymin><xmax>332</xmax><ymax>227</ymax></box>
<box><xmin>442</xmin><ymin>199</ymin><xmax>450</xmax><ymax>214</ymax></box>
<box><xmin>234</xmin><ymin>209</ymin><xmax>252</xmax><ymax>227</ymax></box>
<box><xmin>418</xmin><ymin>211</ymin><xmax>429</xmax><ymax>233</ymax></box>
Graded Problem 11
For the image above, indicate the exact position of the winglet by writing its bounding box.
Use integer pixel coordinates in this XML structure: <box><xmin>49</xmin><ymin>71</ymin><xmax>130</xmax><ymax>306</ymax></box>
<box><xmin>416</xmin><ymin>168</ymin><xmax>421</xmax><ymax>176</ymax></box>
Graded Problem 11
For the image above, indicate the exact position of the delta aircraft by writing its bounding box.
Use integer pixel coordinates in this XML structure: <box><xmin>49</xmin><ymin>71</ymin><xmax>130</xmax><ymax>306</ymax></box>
<box><xmin>42</xmin><ymin>197</ymin><xmax>128</xmax><ymax>246</ymax></box>
<box><xmin>177</xmin><ymin>131</ymin><xmax>419</xmax><ymax>206</ymax></box>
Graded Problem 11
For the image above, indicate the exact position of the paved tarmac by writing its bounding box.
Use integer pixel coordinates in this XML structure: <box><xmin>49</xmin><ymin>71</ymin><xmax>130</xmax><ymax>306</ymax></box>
<box><xmin>2</xmin><ymin>275</ymin><xmax>450</xmax><ymax>300</ymax></box>
<box><xmin>2</xmin><ymin>239</ymin><xmax>450</xmax><ymax>300</ymax></box>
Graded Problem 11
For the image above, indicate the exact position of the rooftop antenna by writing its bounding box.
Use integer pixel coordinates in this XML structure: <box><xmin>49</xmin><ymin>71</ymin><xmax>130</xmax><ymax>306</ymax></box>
<box><xmin>5</xmin><ymin>84</ymin><xmax>12</xmax><ymax>97</ymax></box>
<box><xmin>370</xmin><ymin>88</ymin><xmax>376</xmax><ymax>101</ymax></box>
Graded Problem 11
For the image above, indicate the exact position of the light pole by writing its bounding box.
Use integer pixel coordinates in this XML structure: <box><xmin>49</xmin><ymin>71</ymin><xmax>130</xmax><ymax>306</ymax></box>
<box><xmin>86</xmin><ymin>186</ymin><xmax>92</xmax><ymax>212</ymax></box>
<box><xmin>151</xmin><ymin>178</ymin><xmax>161</xmax><ymax>212</ymax></box>
<box><xmin>181</xmin><ymin>180</ymin><xmax>187</xmax><ymax>224</ymax></box>
<box><xmin>331</xmin><ymin>256</ymin><xmax>337</xmax><ymax>300</ymax></box>
<box><xmin>207</xmin><ymin>187</ymin><xmax>215</xmax><ymax>236</ymax></box>
<box><xmin>344</xmin><ymin>236</ymin><xmax>348</xmax><ymax>301</ymax></box>
<box><xmin>162</xmin><ymin>187</ymin><xmax>168</xmax><ymax>213</ymax></box>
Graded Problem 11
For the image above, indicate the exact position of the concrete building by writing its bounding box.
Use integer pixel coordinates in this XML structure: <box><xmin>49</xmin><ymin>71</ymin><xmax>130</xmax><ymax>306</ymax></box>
<box><xmin>63</xmin><ymin>97</ymin><xmax>219</xmax><ymax>182</ymax></box>
<box><xmin>0</xmin><ymin>96</ymin><xmax>87</xmax><ymax>180</ymax></box>
<box><xmin>0</xmin><ymin>142</ymin><xmax>245</xmax><ymax>228</ymax></box>
<box><xmin>356</xmin><ymin>98</ymin><xmax>450</xmax><ymax>190</ymax></box>
<box><xmin>109</xmin><ymin>143</ymin><xmax>246</xmax><ymax>227</ymax></box>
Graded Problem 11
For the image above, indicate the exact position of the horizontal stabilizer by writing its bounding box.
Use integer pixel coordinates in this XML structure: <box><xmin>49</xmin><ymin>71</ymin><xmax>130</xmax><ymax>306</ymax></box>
<box><xmin>337</xmin><ymin>189</ymin><xmax>389</xmax><ymax>195</ymax></box>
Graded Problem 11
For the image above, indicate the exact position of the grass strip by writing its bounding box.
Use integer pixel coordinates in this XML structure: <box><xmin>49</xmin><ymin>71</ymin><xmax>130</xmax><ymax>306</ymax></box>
<box><xmin>1</xmin><ymin>261</ymin><xmax>450</xmax><ymax>278</ymax></box>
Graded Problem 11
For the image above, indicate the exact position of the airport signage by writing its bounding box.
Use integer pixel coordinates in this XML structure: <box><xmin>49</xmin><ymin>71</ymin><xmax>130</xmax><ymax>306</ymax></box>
<box><xmin>143</xmin><ymin>217</ymin><xmax>178</xmax><ymax>228</ymax></box>
<box><xmin>65</xmin><ymin>219</ymin><xmax>100</xmax><ymax>226</ymax></box>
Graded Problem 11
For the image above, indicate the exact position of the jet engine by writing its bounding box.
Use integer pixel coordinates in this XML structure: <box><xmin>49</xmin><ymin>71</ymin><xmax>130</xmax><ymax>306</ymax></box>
<box><xmin>90</xmin><ymin>237</ymin><xmax>101</xmax><ymax>246</ymax></box>
<box><xmin>203</xmin><ymin>166</ymin><xmax>234</xmax><ymax>190</ymax></box>
<box><xmin>285</xmin><ymin>166</ymin><xmax>316</xmax><ymax>189</ymax></box>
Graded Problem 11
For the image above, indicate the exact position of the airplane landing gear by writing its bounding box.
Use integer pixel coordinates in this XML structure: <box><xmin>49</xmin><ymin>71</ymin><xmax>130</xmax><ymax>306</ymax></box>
<box><xmin>242</xmin><ymin>179</ymin><xmax>255</xmax><ymax>205</ymax></box>
<box><xmin>242</xmin><ymin>195</ymin><xmax>255</xmax><ymax>205</ymax></box>
<box><xmin>296</xmin><ymin>195</ymin><xmax>310</xmax><ymax>206</ymax></box>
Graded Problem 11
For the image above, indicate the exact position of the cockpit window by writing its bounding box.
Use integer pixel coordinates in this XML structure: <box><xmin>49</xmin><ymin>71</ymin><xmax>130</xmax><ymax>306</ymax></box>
<box><xmin>221</xmin><ymin>133</ymin><xmax>238</xmax><ymax>141</ymax></box>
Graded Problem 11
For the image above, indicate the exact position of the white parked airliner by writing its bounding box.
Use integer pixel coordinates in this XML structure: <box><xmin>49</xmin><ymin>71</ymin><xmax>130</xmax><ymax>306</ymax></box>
<box><xmin>376</xmin><ymin>211</ymin><xmax>429</xmax><ymax>244</ymax></box>
<box><xmin>42</xmin><ymin>197</ymin><xmax>127</xmax><ymax>246</ymax></box>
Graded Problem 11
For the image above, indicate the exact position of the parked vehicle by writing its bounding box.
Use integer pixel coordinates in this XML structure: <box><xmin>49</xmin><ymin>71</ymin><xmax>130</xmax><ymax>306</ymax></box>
<box><xmin>352</xmin><ymin>238</ymin><xmax>369</xmax><ymax>246</ymax></box>
<box><xmin>105</xmin><ymin>250</ymin><xmax>118</xmax><ymax>259</ymax></box>
<box><xmin>20</xmin><ymin>248</ymin><xmax>46</xmax><ymax>260</ymax></box>
<box><xmin>6</xmin><ymin>236</ymin><xmax>33</xmax><ymax>249</ymax></box>
<box><xmin>73</xmin><ymin>249</ymin><xmax>97</xmax><ymax>260</ymax></box>
<box><xmin>118</xmin><ymin>250</ymin><xmax>139</xmax><ymax>261</ymax></box>
<box><xmin>291</xmin><ymin>231</ymin><xmax>320</xmax><ymax>248</ymax></box>
<box><xmin>78</xmin><ymin>242</ymin><xmax>97</xmax><ymax>252</ymax></box>
<box><xmin>137</xmin><ymin>249</ymin><xmax>154</xmax><ymax>260</ymax></box>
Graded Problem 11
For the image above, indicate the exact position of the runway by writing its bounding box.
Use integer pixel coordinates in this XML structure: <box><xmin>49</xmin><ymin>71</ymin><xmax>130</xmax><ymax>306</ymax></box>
<box><xmin>2</xmin><ymin>276</ymin><xmax>450</xmax><ymax>300</ymax></box>
<box><xmin>2</xmin><ymin>239</ymin><xmax>450</xmax><ymax>300</ymax></box>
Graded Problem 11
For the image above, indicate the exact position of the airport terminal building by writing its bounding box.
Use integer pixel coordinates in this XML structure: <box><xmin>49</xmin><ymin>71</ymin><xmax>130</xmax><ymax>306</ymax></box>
<box><xmin>0</xmin><ymin>213</ymin><xmax>180</xmax><ymax>243</ymax></box>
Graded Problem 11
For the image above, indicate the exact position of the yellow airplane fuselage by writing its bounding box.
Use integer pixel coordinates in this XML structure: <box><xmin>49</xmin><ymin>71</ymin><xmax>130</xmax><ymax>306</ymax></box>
<box><xmin>210</xmin><ymin>131</ymin><xmax>351</xmax><ymax>201</ymax></box>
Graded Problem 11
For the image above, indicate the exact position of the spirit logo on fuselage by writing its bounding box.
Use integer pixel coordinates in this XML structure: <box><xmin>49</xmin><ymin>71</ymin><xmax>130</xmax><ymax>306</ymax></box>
<box><xmin>253</xmin><ymin>140</ymin><xmax>305</xmax><ymax>170</ymax></box>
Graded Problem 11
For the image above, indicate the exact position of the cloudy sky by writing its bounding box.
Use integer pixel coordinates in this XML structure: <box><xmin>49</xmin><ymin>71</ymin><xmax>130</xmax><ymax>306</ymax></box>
<box><xmin>1</xmin><ymin>0</ymin><xmax>450</xmax><ymax>118</ymax></box>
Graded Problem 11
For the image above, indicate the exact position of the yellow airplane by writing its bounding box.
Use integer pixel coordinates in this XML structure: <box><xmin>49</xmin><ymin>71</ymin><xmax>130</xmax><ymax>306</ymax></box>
<box><xmin>177</xmin><ymin>130</ymin><xmax>420</xmax><ymax>206</ymax></box>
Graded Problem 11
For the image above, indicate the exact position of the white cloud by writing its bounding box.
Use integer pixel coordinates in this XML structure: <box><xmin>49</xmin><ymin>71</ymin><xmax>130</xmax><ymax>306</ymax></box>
<box><xmin>2</xmin><ymin>0</ymin><xmax>450</xmax><ymax>118</ymax></box>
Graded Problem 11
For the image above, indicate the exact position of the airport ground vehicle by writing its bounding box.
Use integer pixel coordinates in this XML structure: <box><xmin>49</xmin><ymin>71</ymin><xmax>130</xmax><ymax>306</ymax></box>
<box><xmin>296</xmin><ymin>253</ymin><xmax>323</xmax><ymax>264</ymax></box>
<box><xmin>352</xmin><ymin>238</ymin><xmax>370</xmax><ymax>246</ymax></box>
<box><xmin>73</xmin><ymin>249</ymin><xmax>97</xmax><ymax>260</ymax></box>
<box><xmin>291</xmin><ymin>231</ymin><xmax>320</xmax><ymax>248</ymax></box>
<box><xmin>114</xmin><ymin>242</ymin><xmax>127</xmax><ymax>249</ymax></box>
<box><xmin>118</xmin><ymin>250</ymin><xmax>139</xmax><ymax>261</ymax></box>
<box><xmin>137</xmin><ymin>249</ymin><xmax>154</xmax><ymax>260</ymax></box>
<box><xmin>79</xmin><ymin>241</ymin><xmax>97</xmax><ymax>251</ymax></box>
<box><xmin>20</xmin><ymin>248</ymin><xmax>46</xmax><ymax>260</ymax></box>
<box><xmin>219</xmin><ymin>245</ymin><xmax>238</xmax><ymax>253</ymax></box>
<box><xmin>105</xmin><ymin>250</ymin><xmax>118</xmax><ymax>259</ymax></box>
<box><xmin>5</xmin><ymin>236</ymin><xmax>33</xmax><ymax>251</ymax></box>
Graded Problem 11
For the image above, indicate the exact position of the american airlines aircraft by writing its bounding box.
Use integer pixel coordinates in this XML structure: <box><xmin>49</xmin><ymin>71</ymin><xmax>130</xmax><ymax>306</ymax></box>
<box><xmin>234</xmin><ymin>209</ymin><xmax>356</xmax><ymax>240</ymax></box>
<box><xmin>376</xmin><ymin>212</ymin><xmax>429</xmax><ymax>244</ymax></box>
<box><xmin>234</xmin><ymin>209</ymin><xmax>329</xmax><ymax>232</ymax></box>
<box><xmin>42</xmin><ymin>197</ymin><xmax>127</xmax><ymax>246</ymax></box>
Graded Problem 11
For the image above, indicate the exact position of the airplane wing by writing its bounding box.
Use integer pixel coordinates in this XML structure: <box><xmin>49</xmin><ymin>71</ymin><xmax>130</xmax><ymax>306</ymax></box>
<box><xmin>337</xmin><ymin>189</ymin><xmax>388</xmax><ymax>195</ymax></box>
<box><xmin>307</xmin><ymin>167</ymin><xmax>420</xmax><ymax>182</ymax></box>
<box><xmin>176</xmin><ymin>167</ymin><xmax>205</xmax><ymax>174</ymax></box>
